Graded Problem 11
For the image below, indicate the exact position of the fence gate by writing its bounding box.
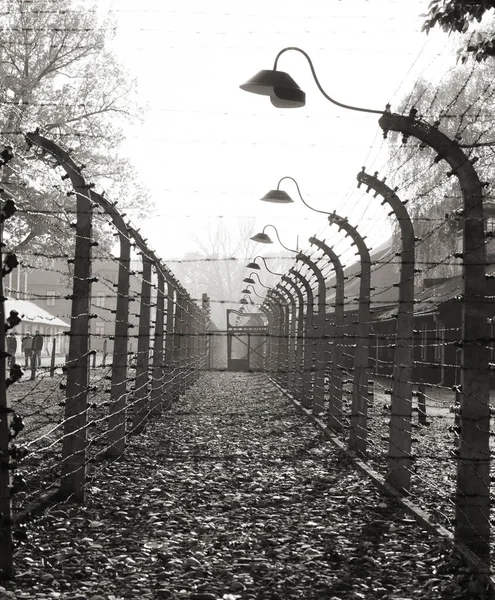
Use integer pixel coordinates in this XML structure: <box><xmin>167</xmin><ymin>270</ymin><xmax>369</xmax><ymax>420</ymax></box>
<box><xmin>226</xmin><ymin>309</ymin><xmax>267</xmax><ymax>372</ymax></box>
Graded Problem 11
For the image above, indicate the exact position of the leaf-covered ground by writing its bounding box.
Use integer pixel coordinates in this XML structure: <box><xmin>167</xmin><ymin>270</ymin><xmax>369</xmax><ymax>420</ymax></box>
<box><xmin>1</xmin><ymin>372</ymin><xmax>490</xmax><ymax>599</ymax></box>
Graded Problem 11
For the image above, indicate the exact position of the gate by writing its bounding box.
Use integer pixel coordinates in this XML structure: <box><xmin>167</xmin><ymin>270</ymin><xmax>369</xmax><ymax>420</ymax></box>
<box><xmin>226</xmin><ymin>309</ymin><xmax>267</xmax><ymax>372</ymax></box>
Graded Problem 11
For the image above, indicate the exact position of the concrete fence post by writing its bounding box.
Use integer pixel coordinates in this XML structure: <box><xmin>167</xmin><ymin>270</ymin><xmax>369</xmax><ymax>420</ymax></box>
<box><xmin>281</xmin><ymin>275</ymin><xmax>306</xmax><ymax>402</ymax></box>
<box><xmin>296</xmin><ymin>252</ymin><xmax>327</xmax><ymax>415</ymax></box>
<box><xmin>279</xmin><ymin>282</ymin><xmax>299</xmax><ymax>395</ymax></box>
<box><xmin>131</xmin><ymin>255</ymin><xmax>153</xmax><ymax>433</ymax></box>
<box><xmin>289</xmin><ymin>269</ymin><xmax>314</xmax><ymax>410</ymax></box>
<box><xmin>325</xmin><ymin>216</ymin><xmax>371</xmax><ymax>456</ymax></box>
<box><xmin>379</xmin><ymin>110</ymin><xmax>490</xmax><ymax>560</ymax></box>
<box><xmin>164</xmin><ymin>280</ymin><xmax>176</xmax><ymax>408</ymax></box>
<box><xmin>89</xmin><ymin>191</ymin><xmax>132</xmax><ymax>459</ymax></box>
<box><xmin>308</xmin><ymin>237</ymin><xmax>345</xmax><ymax>432</ymax></box>
<box><xmin>150</xmin><ymin>268</ymin><xmax>165</xmax><ymax>415</ymax></box>
<box><xmin>26</xmin><ymin>132</ymin><xmax>94</xmax><ymax>503</ymax></box>
<box><xmin>357</xmin><ymin>169</ymin><xmax>416</xmax><ymax>494</ymax></box>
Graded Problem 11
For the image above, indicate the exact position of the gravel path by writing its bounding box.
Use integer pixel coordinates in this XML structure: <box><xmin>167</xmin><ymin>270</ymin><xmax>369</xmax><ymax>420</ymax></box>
<box><xmin>1</xmin><ymin>372</ymin><xmax>487</xmax><ymax>600</ymax></box>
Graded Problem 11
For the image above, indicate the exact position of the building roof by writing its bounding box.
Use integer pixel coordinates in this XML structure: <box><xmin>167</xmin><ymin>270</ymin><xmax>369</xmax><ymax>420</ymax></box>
<box><xmin>325</xmin><ymin>239</ymin><xmax>399</xmax><ymax>313</ymax></box>
<box><xmin>6</xmin><ymin>298</ymin><xmax>70</xmax><ymax>328</ymax></box>
<box><xmin>324</xmin><ymin>238</ymin><xmax>495</xmax><ymax>320</ymax></box>
<box><xmin>372</xmin><ymin>264</ymin><xmax>495</xmax><ymax>321</ymax></box>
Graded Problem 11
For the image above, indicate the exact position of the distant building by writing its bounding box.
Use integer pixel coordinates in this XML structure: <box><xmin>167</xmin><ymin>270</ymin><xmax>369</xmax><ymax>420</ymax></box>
<box><xmin>324</xmin><ymin>233</ymin><xmax>495</xmax><ymax>388</ymax></box>
<box><xmin>5</xmin><ymin>258</ymin><xmax>143</xmax><ymax>357</ymax></box>
<box><xmin>6</xmin><ymin>297</ymin><xmax>70</xmax><ymax>356</ymax></box>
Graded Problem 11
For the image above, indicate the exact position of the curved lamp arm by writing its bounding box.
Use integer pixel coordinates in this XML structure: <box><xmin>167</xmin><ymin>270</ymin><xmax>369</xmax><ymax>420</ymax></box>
<box><xmin>245</xmin><ymin>284</ymin><xmax>265</xmax><ymax>299</ymax></box>
<box><xmin>248</xmin><ymin>256</ymin><xmax>284</xmax><ymax>276</ymax></box>
<box><xmin>252</xmin><ymin>224</ymin><xmax>298</xmax><ymax>253</ymax></box>
<box><xmin>274</xmin><ymin>47</ymin><xmax>384</xmax><ymax>115</ymax></box>
<box><xmin>277</xmin><ymin>175</ymin><xmax>330</xmax><ymax>215</ymax></box>
<box><xmin>285</xmin><ymin>176</ymin><xmax>329</xmax><ymax>214</ymax></box>
<box><xmin>244</xmin><ymin>271</ymin><xmax>273</xmax><ymax>288</ymax></box>
<box><xmin>252</xmin><ymin>272</ymin><xmax>272</xmax><ymax>289</ymax></box>
<box><xmin>262</xmin><ymin>175</ymin><xmax>334</xmax><ymax>216</ymax></box>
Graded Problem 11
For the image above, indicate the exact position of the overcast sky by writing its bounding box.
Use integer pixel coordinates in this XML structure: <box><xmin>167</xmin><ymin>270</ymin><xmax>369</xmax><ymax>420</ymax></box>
<box><xmin>97</xmin><ymin>0</ymin><xmax>455</xmax><ymax>264</ymax></box>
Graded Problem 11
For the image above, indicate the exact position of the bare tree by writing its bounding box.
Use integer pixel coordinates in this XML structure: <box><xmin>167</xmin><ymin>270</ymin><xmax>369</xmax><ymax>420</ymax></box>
<box><xmin>173</xmin><ymin>219</ymin><xmax>259</xmax><ymax>328</ymax></box>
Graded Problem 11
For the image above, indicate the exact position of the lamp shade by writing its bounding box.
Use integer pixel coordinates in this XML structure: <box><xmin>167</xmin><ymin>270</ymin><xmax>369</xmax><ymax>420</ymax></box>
<box><xmin>246</xmin><ymin>261</ymin><xmax>261</xmax><ymax>269</ymax></box>
<box><xmin>251</xmin><ymin>232</ymin><xmax>273</xmax><ymax>244</ymax></box>
<box><xmin>243</xmin><ymin>277</ymin><xmax>255</xmax><ymax>284</ymax></box>
<box><xmin>261</xmin><ymin>189</ymin><xmax>294</xmax><ymax>203</ymax></box>
<box><xmin>239</xmin><ymin>298</ymin><xmax>248</xmax><ymax>304</ymax></box>
<box><xmin>270</xmin><ymin>86</ymin><xmax>306</xmax><ymax>108</ymax></box>
<box><xmin>241</xmin><ymin>288</ymin><xmax>251</xmax><ymax>294</ymax></box>
<box><xmin>240</xmin><ymin>69</ymin><xmax>301</xmax><ymax>95</ymax></box>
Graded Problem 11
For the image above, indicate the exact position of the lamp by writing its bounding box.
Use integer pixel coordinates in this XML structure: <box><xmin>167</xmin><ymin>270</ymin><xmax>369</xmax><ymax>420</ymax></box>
<box><xmin>245</xmin><ymin>284</ymin><xmax>265</xmax><ymax>299</ymax></box>
<box><xmin>240</xmin><ymin>47</ymin><xmax>384</xmax><ymax>114</ymax></box>
<box><xmin>246</xmin><ymin>261</ymin><xmax>261</xmax><ymax>270</ymax></box>
<box><xmin>243</xmin><ymin>272</ymin><xmax>257</xmax><ymax>284</ymax></box>
<box><xmin>260</xmin><ymin>188</ymin><xmax>293</xmax><ymax>204</ymax></box>
<box><xmin>247</xmin><ymin>256</ymin><xmax>283</xmax><ymax>276</ymax></box>
<box><xmin>261</xmin><ymin>176</ymin><xmax>329</xmax><ymax>215</ymax></box>
<box><xmin>250</xmin><ymin>224</ymin><xmax>297</xmax><ymax>253</ymax></box>
<box><xmin>251</xmin><ymin>231</ymin><xmax>273</xmax><ymax>244</ymax></box>
<box><xmin>240</xmin><ymin>67</ymin><xmax>305</xmax><ymax>108</ymax></box>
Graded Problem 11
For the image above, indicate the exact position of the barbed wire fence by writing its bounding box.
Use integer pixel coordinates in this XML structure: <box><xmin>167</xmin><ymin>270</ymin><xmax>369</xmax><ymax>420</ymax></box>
<box><xmin>238</xmin><ymin>102</ymin><xmax>495</xmax><ymax>579</ymax></box>
<box><xmin>0</xmin><ymin>133</ymin><xmax>213</xmax><ymax>579</ymax></box>
<box><xmin>0</xmin><ymin>5</ymin><xmax>495</xmax><ymax>587</ymax></box>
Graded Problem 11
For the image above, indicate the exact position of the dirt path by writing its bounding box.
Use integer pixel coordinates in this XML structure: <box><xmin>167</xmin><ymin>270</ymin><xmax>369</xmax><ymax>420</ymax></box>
<box><xmin>1</xmin><ymin>372</ymin><xmax>483</xmax><ymax>600</ymax></box>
